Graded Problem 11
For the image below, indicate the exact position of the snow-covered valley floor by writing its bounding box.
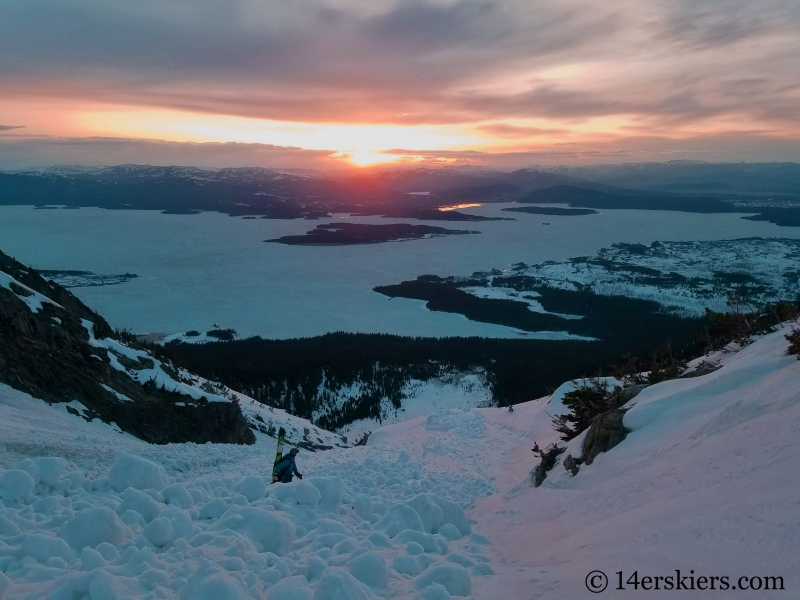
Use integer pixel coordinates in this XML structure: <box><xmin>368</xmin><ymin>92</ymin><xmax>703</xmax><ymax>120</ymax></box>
<box><xmin>1</xmin><ymin>326</ymin><xmax>799</xmax><ymax>599</ymax></box>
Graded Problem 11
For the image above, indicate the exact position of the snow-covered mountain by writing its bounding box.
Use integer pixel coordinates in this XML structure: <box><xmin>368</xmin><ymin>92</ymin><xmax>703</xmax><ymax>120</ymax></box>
<box><xmin>0</xmin><ymin>250</ymin><xmax>345</xmax><ymax>450</ymax></box>
<box><xmin>1</xmin><ymin>311</ymin><xmax>797</xmax><ymax>598</ymax></box>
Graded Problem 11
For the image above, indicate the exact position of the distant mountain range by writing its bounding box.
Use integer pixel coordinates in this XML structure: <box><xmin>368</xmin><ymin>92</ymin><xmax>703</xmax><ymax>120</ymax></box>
<box><xmin>2</xmin><ymin>161</ymin><xmax>800</xmax><ymax>225</ymax></box>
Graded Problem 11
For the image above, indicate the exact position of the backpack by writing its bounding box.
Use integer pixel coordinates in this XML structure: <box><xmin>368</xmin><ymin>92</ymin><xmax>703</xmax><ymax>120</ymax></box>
<box><xmin>274</xmin><ymin>457</ymin><xmax>292</xmax><ymax>479</ymax></box>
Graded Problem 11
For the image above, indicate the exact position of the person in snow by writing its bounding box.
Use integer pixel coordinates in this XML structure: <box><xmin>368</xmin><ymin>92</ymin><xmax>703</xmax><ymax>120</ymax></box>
<box><xmin>275</xmin><ymin>448</ymin><xmax>303</xmax><ymax>483</ymax></box>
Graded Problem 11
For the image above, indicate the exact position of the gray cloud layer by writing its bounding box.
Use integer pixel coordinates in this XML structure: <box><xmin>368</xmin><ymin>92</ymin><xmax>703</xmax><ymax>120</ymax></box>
<box><xmin>3</xmin><ymin>0</ymin><xmax>797</xmax><ymax>128</ymax></box>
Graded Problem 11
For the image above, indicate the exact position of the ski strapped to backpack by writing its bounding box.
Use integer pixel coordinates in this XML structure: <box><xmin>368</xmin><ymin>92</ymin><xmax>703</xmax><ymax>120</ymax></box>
<box><xmin>272</xmin><ymin>427</ymin><xmax>286</xmax><ymax>484</ymax></box>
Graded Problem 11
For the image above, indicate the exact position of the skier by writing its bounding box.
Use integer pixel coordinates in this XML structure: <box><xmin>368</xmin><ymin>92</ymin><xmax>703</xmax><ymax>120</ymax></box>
<box><xmin>274</xmin><ymin>448</ymin><xmax>303</xmax><ymax>483</ymax></box>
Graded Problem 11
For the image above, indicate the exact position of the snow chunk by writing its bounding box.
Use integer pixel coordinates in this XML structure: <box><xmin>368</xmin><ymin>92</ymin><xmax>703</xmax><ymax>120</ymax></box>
<box><xmin>0</xmin><ymin>515</ymin><xmax>22</xmax><ymax>536</ymax></box>
<box><xmin>34</xmin><ymin>457</ymin><xmax>68</xmax><ymax>487</ymax></box>
<box><xmin>0</xmin><ymin>469</ymin><xmax>35</xmax><ymax>504</ymax></box>
<box><xmin>12</xmin><ymin>458</ymin><xmax>39</xmax><ymax>480</ymax></box>
<box><xmin>376</xmin><ymin>504</ymin><xmax>425</xmax><ymax>537</ymax></box>
<box><xmin>87</xmin><ymin>571</ymin><xmax>118</xmax><ymax>600</ymax></box>
<box><xmin>81</xmin><ymin>546</ymin><xmax>106</xmax><ymax>571</ymax></box>
<box><xmin>420</xmin><ymin>583</ymin><xmax>452</xmax><ymax>600</ymax></box>
<box><xmin>313</xmin><ymin>568</ymin><xmax>373</xmax><ymax>600</ymax></box>
<box><xmin>266</xmin><ymin>576</ymin><xmax>313</xmax><ymax>600</ymax></box>
<box><xmin>162</xmin><ymin>483</ymin><xmax>194</xmax><ymax>509</ymax></box>
<box><xmin>118</xmin><ymin>487</ymin><xmax>161</xmax><ymax>523</ymax></box>
<box><xmin>22</xmin><ymin>533</ymin><xmax>73</xmax><ymax>562</ymax></box>
<box><xmin>366</xmin><ymin>531</ymin><xmax>392</xmax><ymax>548</ymax></box>
<box><xmin>33</xmin><ymin>495</ymin><xmax>59</xmax><ymax>514</ymax></box>
<box><xmin>183</xmin><ymin>565</ymin><xmax>249</xmax><ymax>600</ymax></box>
<box><xmin>446</xmin><ymin>553</ymin><xmax>474</xmax><ymax>568</ymax></box>
<box><xmin>161</xmin><ymin>506</ymin><xmax>195</xmax><ymax>541</ymax></box>
<box><xmin>353</xmin><ymin>494</ymin><xmax>372</xmax><ymax>519</ymax></box>
<box><xmin>208</xmin><ymin>505</ymin><xmax>295</xmax><ymax>555</ymax></box>
<box><xmin>430</xmin><ymin>495</ymin><xmax>471</xmax><ymax>536</ymax></box>
<box><xmin>144</xmin><ymin>516</ymin><xmax>174</xmax><ymax>546</ymax></box>
<box><xmin>198</xmin><ymin>498</ymin><xmax>228</xmax><ymax>520</ymax></box>
<box><xmin>396</xmin><ymin>529</ymin><xmax>439</xmax><ymax>554</ymax></box>
<box><xmin>238</xmin><ymin>476</ymin><xmax>266</xmax><ymax>503</ymax></box>
<box><xmin>347</xmin><ymin>551</ymin><xmax>389</xmax><ymax>590</ymax></box>
<box><xmin>60</xmin><ymin>506</ymin><xmax>125</xmax><ymax>550</ymax></box>
<box><xmin>438</xmin><ymin>524</ymin><xmax>462</xmax><ymax>541</ymax></box>
<box><xmin>295</xmin><ymin>481</ymin><xmax>322</xmax><ymax>507</ymax></box>
<box><xmin>109</xmin><ymin>452</ymin><xmax>168</xmax><ymax>492</ymax></box>
<box><xmin>393</xmin><ymin>555</ymin><xmax>422</xmax><ymax>576</ymax></box>
<box><xmin>406</xmin><ymin>494</ymin><xmax>444</xmax><ymax>534</ymax></box>
<box><xmin>414</xmin><ymin>564</ymin><xmax>472</xmax><ymax>597</ymax></box>
<box><xmin>309</xmin><ymin>477</ymin><xmax>343</xmax><ymax>512</ymax></box>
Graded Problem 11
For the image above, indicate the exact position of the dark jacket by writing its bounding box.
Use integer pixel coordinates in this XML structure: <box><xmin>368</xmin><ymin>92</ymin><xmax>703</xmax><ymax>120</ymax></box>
<box><xmin>275</xmin><ymin>456</ymin><xmax>299</xmax><ymax>481</ymax></box>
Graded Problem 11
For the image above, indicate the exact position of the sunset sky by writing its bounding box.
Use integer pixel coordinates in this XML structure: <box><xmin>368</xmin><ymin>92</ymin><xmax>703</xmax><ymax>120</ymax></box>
<box><xmin>1</xmin><ymin>0</ymin><xmax>799</xmax><ymax>169</ymax></box>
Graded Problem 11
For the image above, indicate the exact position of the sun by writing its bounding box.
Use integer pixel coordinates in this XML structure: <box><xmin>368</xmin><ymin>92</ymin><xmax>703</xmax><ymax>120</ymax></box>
<box><xmin>345</xmin><ymin>149</ymin><xmax>400</xmax><ymax>167</ymax></box>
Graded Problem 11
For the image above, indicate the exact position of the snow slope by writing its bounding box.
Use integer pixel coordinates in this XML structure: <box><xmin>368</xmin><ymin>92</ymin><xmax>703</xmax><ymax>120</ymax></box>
<box><xmin>0</xmin><ymin>384</ymin><xmax>490</xmax><ymax>599</ymax></box>
<box><xmin>472</xmin><ymin>325</ymin><xmax>800</xmax><ymax>598</ymax></box>
<box><xmin>1</xmin><ymin>326</ymin><xmax>798</xmax><ymax>598</ymax></box>
<box><xmin>332</xmin><ymin>370</ymin><xmax>496</xmax><ymax>443</ymax></box>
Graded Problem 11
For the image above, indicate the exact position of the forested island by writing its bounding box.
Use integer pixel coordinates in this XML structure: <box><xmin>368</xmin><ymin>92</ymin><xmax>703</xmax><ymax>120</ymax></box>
<box><xmin>266</xmin><ymin>223</ymin><xmax>480</xmax><ymax>245</ymax></box>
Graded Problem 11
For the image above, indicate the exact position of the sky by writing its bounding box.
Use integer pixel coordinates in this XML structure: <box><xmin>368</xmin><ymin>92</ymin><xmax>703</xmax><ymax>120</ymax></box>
<box><xmin>1</xmin><ymin>0</ymin><xmax>800</xmax><ymax>169</ymax></box>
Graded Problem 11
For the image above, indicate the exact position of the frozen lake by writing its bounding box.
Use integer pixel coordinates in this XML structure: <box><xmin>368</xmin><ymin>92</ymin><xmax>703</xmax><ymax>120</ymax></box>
<box><xmin>1</xmin><ymin>204</ymin><xmax>798</xmax><ymax>339</ymax></box>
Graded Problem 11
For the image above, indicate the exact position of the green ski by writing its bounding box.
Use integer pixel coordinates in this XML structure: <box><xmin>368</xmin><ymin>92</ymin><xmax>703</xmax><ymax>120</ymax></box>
<box><xmin>272</xmin><ymin>427</ymin><xmax>286</xmax><ymax>483</ymax></box>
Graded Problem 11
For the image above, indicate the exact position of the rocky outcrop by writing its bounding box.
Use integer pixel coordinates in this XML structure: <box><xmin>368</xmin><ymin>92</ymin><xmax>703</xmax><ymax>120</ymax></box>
<box><xmin>789</xmin><ymin>328</ymin><xmax>800</xmax><ymax>357</ymax></box>
<box><xmin>682</xmin><ymin>360</ymin><xmax>722</xmax><ymax>378</ymax></box>
<box><xmin>562</xmin><ymin>454</ymin><xmax>581</xmax><ymax>476</ymax></box>
<box><xmin>582</xmin><ymin>408</ymin><xmax>629</xmax><ymax>465</ymax></box>
<box><xmin>533</xmin><ymin>444</ymin><xmax>566</xmax><ymax>487</ymax></box>
<box><xmin>0</xmin><ymin>250</ymin><xmax>254</xmax><ymax>445</ymax></box>
<box><xmin>616</xmin><ymin>383</ymin><xmax>649</xmax><ymax>405</ymax></box>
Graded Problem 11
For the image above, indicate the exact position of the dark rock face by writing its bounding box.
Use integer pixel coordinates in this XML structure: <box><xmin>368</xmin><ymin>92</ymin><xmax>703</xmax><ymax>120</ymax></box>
<box><xmin>617</xmin><ymin>383</ymin><xmax>649</xmax><ymax>405</ymax></box>
<box><xmin>533</xmin><ymin>444</ymin><xmax>566</xmax><ymax>487</ymax></box>
<box><xmin>682</xmin><ymin>360</ymin><xmax>722</xmax><ymax>378</ymax></box>
<box><xmin>562</xmin><ymin>454</ymin><xmax>581</xmax><ymax>476</ymax></box>
<box><xmin>0</xmin><ymin>250</ymin><xmax>255</xmax><ymax>445</ymax></box>
<box><xmin>583</xmin><ymin>408</ymin><xmax>630</xmax><ymax>465</ymax></box>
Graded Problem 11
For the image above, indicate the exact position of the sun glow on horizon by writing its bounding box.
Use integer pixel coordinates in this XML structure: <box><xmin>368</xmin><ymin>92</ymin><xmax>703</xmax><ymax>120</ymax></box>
<box><xmin>342</xmin><ymin>149</ymin><xmax>400</xmax><ymax>167</ymax></box>
<box><xmin>4</xmin><ymin>93</ymin><xmax>793</xmax><ymax>169</ymax></box>
<box><xmin>72</xmin><ymin>107</ymin><xmax>483</xmax><ymax>164</ymax></box>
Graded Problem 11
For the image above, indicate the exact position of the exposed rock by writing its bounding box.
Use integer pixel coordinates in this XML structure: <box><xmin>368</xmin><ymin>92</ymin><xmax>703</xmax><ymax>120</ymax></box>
<box><xmin>533</xmin><ymin>444</ymin><xmax>565</xmax><ymax>487</ymax></box>
<box><xmin>682</xmin><ymin>360</ymin><xmax>722</xmax><ymax>378</ymax></box>
<box><xmin>562</xmin><ymin>455</ymin><xmax>581</xmax><ymax>476</ymax></box>
<box><xmin>0</xmin><ymin>250</ymin><xmax>254</xmax><ymax>445</ymax></box>
<box><xmin>111</xmin><ymin>351</ymin><xmax>154</xmax><ymax>371</ymax></box>
<box><xmin>616</xmin><ymin>383</ymin><xmax>649</xmax><ymax>405</ymax></box>
<box><xmin>583</xmin><ymin>408</ymin><xmax>630</xmax><ymax>465</ymax></box>
<box><xmin>788</xmin><ymin>328</ymin><xmax>800</xmax><ymax>356</ymax></box>
<box><xmin>561</xmin><ymin>385</ymin><xmax>645</xmax><ymax>473</ymax></box>
<box><xmin>8</xmin><ymin>282</ymin><xmax>33</xmax><ymax>297</ymax></box>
